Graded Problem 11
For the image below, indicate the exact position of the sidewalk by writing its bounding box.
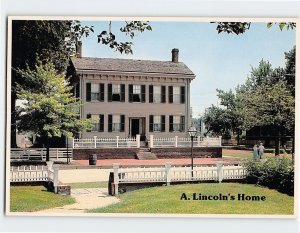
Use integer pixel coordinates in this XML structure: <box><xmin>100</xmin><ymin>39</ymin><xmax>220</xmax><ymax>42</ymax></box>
<box><xmin>72</xmin><ymin>157</ymin><xmax>241</xmax><ymax>167</ymax></box>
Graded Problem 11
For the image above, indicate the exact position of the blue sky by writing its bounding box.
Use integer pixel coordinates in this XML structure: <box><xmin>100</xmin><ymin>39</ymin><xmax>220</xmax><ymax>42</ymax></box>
<box><xmin>81</xmin><ymin>21</ymin><xmax>295</xmax><ymax>117</ymax></box>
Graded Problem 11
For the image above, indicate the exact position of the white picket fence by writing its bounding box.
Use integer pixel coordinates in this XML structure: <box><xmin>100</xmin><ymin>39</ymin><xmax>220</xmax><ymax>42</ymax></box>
<box><xmin>10</xmin><ymin>165</ymin><xmax>49</xmax><ymax>182</ymax></box>
<box><xmin>150</xmin><ymin>135</ymin><xmax>222</xmax><ymax>148</ymax></box>
<box><xmin>10</xmin><ymin>162</ymin><xmax>59</xmax><ymax>192</ymax></box>
<box><xmin>10</xmin><ymin>148</ymin><xmax>73</xmax><ymax>161</ymax></box>
<box><xmin>73</xmin><ymin>135</ymin><xmax>140</xmax><ymax>148</ymax></box>
<box><xmin>71</xmin><ymin>135</ymin><xmax>221</xmax><ymax>149</ymax></box>
<box><xmin>112</xmin><ymin>162</ymin><xmax>246</xmax><ymax>195</ymax></box>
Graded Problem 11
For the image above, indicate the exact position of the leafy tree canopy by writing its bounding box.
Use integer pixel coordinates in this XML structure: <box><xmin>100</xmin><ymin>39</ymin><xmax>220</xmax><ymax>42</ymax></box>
<box><xmin>16</xmin><ymin>62</ymin><xmax>94</xmax><ymax>138</ymax></box>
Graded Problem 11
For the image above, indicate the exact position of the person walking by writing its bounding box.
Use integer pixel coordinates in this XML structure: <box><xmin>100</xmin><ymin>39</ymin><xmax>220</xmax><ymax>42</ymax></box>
<box><xmin>253</xmin><ymin>144</ymin><xmax>259</xmax><ymax>159</ymax></box>
<box><xmin>258</xmin><ymin>142</ymin><xmax>265</xmax><ymax>159</ymax></box>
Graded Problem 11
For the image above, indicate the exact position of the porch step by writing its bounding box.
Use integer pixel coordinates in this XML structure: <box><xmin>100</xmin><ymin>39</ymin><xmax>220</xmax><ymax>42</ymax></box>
<box><xmin>136</xmin><ymin>150</ymin><xmax>158</xmax><ymax>160</ymax></box>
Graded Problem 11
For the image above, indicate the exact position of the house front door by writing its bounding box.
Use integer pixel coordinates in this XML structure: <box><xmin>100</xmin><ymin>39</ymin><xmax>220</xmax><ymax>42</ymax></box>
<box><xmin>130</xmin><ymin>117</ymin><xmax>146</xmax><ymax>140</ymax></box>
<box><xmin>131</xmin><ymin>119</ymin><xmax>140</xmax><ymax>138</ymax></box>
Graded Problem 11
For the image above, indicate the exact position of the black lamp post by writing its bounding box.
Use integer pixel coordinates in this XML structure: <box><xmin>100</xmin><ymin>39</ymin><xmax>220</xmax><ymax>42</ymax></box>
<box><xmin>188</xmin><ymin>126</ymin><xmax>197</xmax><ymax>178</ymax></box>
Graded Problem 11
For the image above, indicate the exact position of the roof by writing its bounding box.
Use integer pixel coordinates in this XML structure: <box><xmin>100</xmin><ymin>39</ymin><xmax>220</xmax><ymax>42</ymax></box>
<box><xmin>71</xmin><ymin>57</ymin><xmax>195</xmax><ymax>76</ymax></box>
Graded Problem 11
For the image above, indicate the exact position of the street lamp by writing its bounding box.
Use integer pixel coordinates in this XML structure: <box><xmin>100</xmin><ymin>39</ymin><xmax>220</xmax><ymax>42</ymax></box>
<box><xmin>188</xmin><ymin>126</ymin><xmax>197</xmax><ymax>178</ymax></box>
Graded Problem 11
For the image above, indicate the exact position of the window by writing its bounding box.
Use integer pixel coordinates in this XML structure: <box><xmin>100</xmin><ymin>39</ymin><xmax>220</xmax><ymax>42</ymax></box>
<box><xmin>133</xmin><ymin>85</ymin><xmax>141</xmax><ymax>102</ymax></box>
<box><xmin>86</xmin><ymin>83</ymin><xmax>104</xmax><ymax>102</ymax></box>
<box><xmin>149</xmin><ymin>115</ymin><xmax>165</xmax><ymax>132</ymax></box>
<box><xmin>168</xmin><ymin>86</ymin><xmax>185</xmax><ymax>104</ymax></box>
<box><xmin>112</xmin><ymin>115</ymin><xmax>121</xmax><ymax>132</ymax></box>
<box><xmin>153</xmin><ymin>116</ymin><xmax>161</xmax><ymax>131</ymax></box>
<box><xmin>108</xmin><ymin>84</ymin><xmax>125</xmax><ymax>102</ymax></box>
<box><xmin>169</xmin><ymin>115</ymin><xmax>185</xmax><ymax>132</ymax></box>
<box><xmin>108</xmin><ymin>114</ymin><xmax>125</xmax><ymax>132</ymax></box>
<box><xmin>112</xmin><ymin>84</ymin><xmax>121</xmax><ymax>101</ymax></box>
<box><xmin>87</xmin><ymin>114</ymin><xmax>104</xmax><ymax>132</ymax></box>
<box><xmin>129</xmin><ymin>85</ymin><xmax>145</xmax><ymax>102</ymax></box>
<box><xmin>173</xmin><ymin>87</ymin><xmax>180</xmax><ymax>104</ymax></box>
<box><xmin>91</xmin><ymin>84</ymin><xmax>100</xmax><ymax>101</ymax></box>
<box><xmin>153</xmin><ymin>86</ymin><xmax>161</xmax><ymax>103</ymax></box>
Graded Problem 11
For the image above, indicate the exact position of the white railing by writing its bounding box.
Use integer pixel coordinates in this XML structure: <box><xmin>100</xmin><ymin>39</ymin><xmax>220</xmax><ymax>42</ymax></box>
<box><xmin>112</xmin><ymin>162</ymin><xmax>246</xmax><ymax>195</ymax></box>
<box><xmin>10</xmin><ymin>162</ymin><xmax>60</xmax><ymax>193</ymax></box>
<box><xmin>10</xmin><ymin>148</ymin><xmax>73</xmax><ymax>161</ymax></box>
<box><xmin>73</xmin><ymin>135</ymin><xmax>140</xmax><ymax>148</ymax></box>
<box><xmin>10</xmin><ymin>165</ymin><xmax>49</xmax><ymax>182</ymax></box>
<box><xmin>150</xmin><ymin>135</ymin><xmax>222</xmax><ymax>148</ymax></box>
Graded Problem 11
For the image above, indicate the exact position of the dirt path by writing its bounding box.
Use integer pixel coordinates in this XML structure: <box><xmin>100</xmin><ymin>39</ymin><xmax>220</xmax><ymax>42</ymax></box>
<box><xmin>37</xmin><ymin>188</ymin><xmax>119</xmax><ymax>213</ymax></box>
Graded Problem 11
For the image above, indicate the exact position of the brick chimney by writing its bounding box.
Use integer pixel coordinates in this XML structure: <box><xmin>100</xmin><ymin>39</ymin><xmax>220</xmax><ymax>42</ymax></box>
<box><xmin>76</xmin><ymin>41</ymin><xmax>82</xmax><ymax>58</ymax></box>
<box><xmin>171</xmin><ymin>48</ymin><xmax>179</xmax><ymax>63</ymax></box>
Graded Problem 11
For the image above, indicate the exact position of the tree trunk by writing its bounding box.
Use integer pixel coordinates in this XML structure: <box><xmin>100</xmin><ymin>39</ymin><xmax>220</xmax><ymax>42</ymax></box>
<box><xmin>275</xmin><ymin>127</ymin><xmax>281</xmax><ymax>156</ymax></box>
<box><xmin>46</xmin><ymin>134</ymin><xmax>50</xmax><ymax>161</ymax></box>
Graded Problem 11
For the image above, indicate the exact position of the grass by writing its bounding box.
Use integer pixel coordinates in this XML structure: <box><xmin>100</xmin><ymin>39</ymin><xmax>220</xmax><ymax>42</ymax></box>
<box><xmin>67</xmin><ymin>181</ymin><xmax>107</xmax><ymax>189</ymax></box>
<box><xmin>10</xmin><ymin>185</ymin><xmax>76</xmax><ymax>212</ymax></box>
<box><xmin>222</xmin><ymin>149</ymin><xmax>291</xmax><ymax>160</ymax></box>
<box><xmin>88</xmin><ymin>183</ymin><xmax>294</xmax><ymax>215</ymax></box>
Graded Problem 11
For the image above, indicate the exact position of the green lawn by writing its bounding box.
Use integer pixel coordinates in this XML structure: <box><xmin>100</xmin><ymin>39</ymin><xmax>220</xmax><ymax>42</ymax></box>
<box><xmin>88</xmin><ymin>183</ymin><xmax>294</xmax><ymax>215</ymax></box>
<box><xmin>67</xmin><ymin>181</ymin><xmax>107</xmax><ymax>189</ymax></box>
<box><xmin>10</xmin><ymin>185</ymin><xmax>75</xmax><ymax>212</ymax></box>
<box><xmin>222</xmin><ymin>149</ymin><xmax>290</xmax><ymax>160</ymax></box>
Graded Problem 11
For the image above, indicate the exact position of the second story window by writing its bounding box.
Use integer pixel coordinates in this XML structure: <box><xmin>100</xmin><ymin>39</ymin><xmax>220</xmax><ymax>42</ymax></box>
<box><xmin>168</xmin><ymin>86</ymin><xmax>185</xmax><ymax>104</ymax></box>
<box><xmin>129</xmin><ymin>84</ymin><xmax>145</xmax><ymax>103</ymax></box>
<box><xmin>108</xmin><ymin>84</ymin><xmax>125</xmax><ymax>102</ymax></box>
<box><xmin>91</xmin><ymin>84</ymin><xmax>100</xmax><ymax>101</ymax></box>
<box><xmin>153</xmin><ymin>86</ymin><xmax>161</xmax><ymax>103</ymax></box>
<box><xmin>86</xmin><ymin>83</ymin><xmax>104</xmax><ymax>102</ymax></box>
<box><xmin>149</xmin><ymin>85</ymin><xmax>166</xmax><ymax>103</ymax></box>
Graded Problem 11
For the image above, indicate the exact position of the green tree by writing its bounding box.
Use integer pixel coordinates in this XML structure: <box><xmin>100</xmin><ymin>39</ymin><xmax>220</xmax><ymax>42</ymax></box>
<box><xmin>16</xmin><ymin>62</ymin><xmax>94</xmax><ymax>161</ymax></box>
<box><xmin>213</xmin><ymin>22</ymin><xmax>296</xmax><ymax>35</ymax></box>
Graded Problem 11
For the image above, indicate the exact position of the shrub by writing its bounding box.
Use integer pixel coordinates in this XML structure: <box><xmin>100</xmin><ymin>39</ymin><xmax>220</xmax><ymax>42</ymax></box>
<box><xmin>243</xmin><ymin>157</ymin><xmax>294</xmax><ymax>195</ymax></box>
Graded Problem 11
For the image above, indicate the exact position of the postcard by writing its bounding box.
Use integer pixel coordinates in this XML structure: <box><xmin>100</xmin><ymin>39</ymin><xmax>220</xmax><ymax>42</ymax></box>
<box><xmin>6</xmin><ymin>16</ymin><xmax>298</xmax><ymax>218</ymax></box>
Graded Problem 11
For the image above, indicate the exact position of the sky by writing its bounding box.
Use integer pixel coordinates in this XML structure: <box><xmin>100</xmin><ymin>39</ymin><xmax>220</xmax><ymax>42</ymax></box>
<box><xmin>81</xmin><ymin>21</ymin><xmax>295</xmax><ymax>117</ymax></box>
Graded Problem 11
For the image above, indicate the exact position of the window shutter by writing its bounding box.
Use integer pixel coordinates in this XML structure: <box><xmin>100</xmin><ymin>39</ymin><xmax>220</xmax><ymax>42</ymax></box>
<box><xmin>161</xmin><ymin>115</ymin><xmax>165</xmax><ymax>132</ymax></box>
<box><xmin>99</xmin><ymin>114</ymin><xmax>104</xmax><ymax>132</ymax></box>
<box><xmin>129</xmin><ymin>84</ymin><xmax>133</xmax><ymax>102</ymax></box>
<box><xmin>87</xmin><ymin>114</ymin><xmax>91</xmax><ymax>132</ymax></box>
<box><xmin>108</xmin><ymin>84</ymin><xmax>112</xmax><ymax>102</ymax></box>
<box><xmin>169</xmin><ymin>115</ymin><xmax>173</xmax><ymax>132</ymax></box>
<box><xmin>168</xmin><ymin>86</ymin><xmax>173</xmax><ymax>103</ymax></box>
<box><xmin>180</xmin><ymin>86</ymin><xmax>185</xmax><ymax>104</ymax></box>
<box><xmin>149</xmin><ymin>115</ymin><xmax>153</xmax><ymax>132</ymax></box>
<box><xmin>86</xmin><ymin>83</ymin><xmax>91</xmax><ymax>102</ymax></box>
<box><xmin>141</xmin><ymin>85</ymin><xmax>146</xmax><ymax>102</ymax></box>
<box><xmin>108</xmin><ymin>114</ymin><xmax>112</xmax><ymax>132</ymax></box>
<box><xmin>100</xmin><ymin>84</ymin><xmax>105</xmax><ymax>101</ymax></box>
<box><xmin>121</xmin><ymin>84</ymin><xmax>125</xmax><ymax>102</ymax></box>
<box><xmin>75</xmin><ymin>83</ymin><xmax>80</xmax><ymax>98</ymax></box>
<box><xmin>149</xmin><ymin>85</ymin><xmax>153</xmax><ymax>103</ymax></box>
<box><xmin>161</xmin><ymin>86</ymin><xmax>166</xmax><ymax>103</ymax></box>
<box><xmin>120</xmin><ymin>115</ymin><xmax>125</xmax><ymax>132</ymax></box>
<box><xmin>180</xmin><ymin>116</ymin><xmax>185</xmax><ymax>132</ymax></box>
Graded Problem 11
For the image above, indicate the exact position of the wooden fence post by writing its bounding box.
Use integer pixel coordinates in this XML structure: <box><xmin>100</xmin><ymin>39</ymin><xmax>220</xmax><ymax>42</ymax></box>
<box><xmin>216</xmin><ymin>161</ymin><xmax>223</xmax><ymax>183</ymax></box>
<box><xmin>165</xmin><ymin>162</ymin><xmax>172</xmax><ymax>186</ymax></box>
<box><xmin>94</xmin><ymin>136</ymin><xmax>97</xmax><ymax>148</ymax></box>
<box><xmin>72</xmin><ymin>137</ymin><xmax>75</xmax><ymax>148</ymax></box>
<box><xmin>113</xmin><ymin>163</ymin><xmax>120</xmax><ymax>195</ymax></box>
<box><xmin>53</xmin><ymin>164</ymin><xmax>59</xmax><ymax>193</ymax></box>
<box><xmin>175</xmin><ymin>136</ymin><xmax>178</xmax><ymax>147</ymax></box>
<box><xmin>219</xmin><ymin>136</ymin><xmax>222</xmax><ymax>146</ymax></box>
<box><xmin>149</xmin><ymin>135</ymin><xmax>154</xmax><ymax>148</ymax></box>
<box><xmin>116</xmin><ymin>136</ymin><xmax>119</xmax><ymax>148</ymax></box>
<box><xmin>136</xmin><ymin>134</ymin><xmax>140</xmax><ymax>148</ymax></box>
